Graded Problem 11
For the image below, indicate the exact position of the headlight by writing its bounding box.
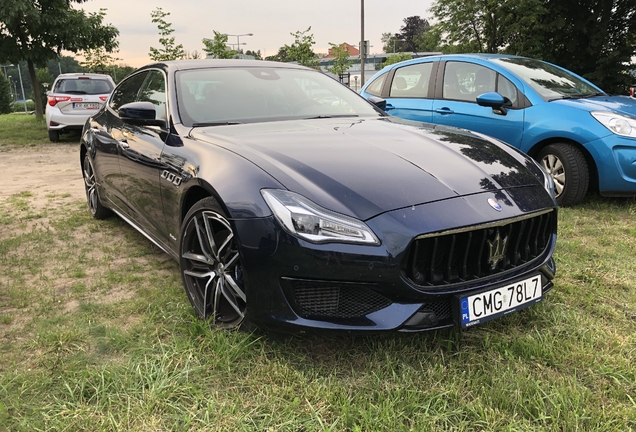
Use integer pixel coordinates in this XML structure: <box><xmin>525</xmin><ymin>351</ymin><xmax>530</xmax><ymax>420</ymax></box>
<box><xmin>261</xmin><ymin>189</ymin><xmax>380</xmax><ymax>245</ymax></box>
<box><xmin>591</xmin><ymin>111</ymin><xmax>636</xmax><ymax>138</ymax></box>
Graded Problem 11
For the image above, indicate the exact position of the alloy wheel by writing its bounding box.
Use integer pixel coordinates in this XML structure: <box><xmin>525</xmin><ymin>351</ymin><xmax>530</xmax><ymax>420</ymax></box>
<box><xmin>83</xmin><ymin>156</ymin><xmax>99</xmax><ymax>215</ymax></box>
<box><xmin>181</xmin><ymin>209</ymin><xmax>246</xmax><ymax>328</ymax></box>
<box><xmin>541</xmin><ymin>154</ymin><xmax>565</xmax><ymax>198</ymax></box>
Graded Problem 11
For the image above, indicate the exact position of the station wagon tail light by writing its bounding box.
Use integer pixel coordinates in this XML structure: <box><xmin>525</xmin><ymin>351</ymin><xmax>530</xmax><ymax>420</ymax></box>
<box><xmin>48</xmin><ymin>95</ymin><xmax>71</xmax><ymax>106</ymax></box>
<box><xmin>591</xmin><ymin>111</ymin><xmax>636</xmax><ymax>138</ymax></box>
<box><xmin>261</xmin><ymin>189</ymin><xmax>380</xmax><ymax>245</ymax></box>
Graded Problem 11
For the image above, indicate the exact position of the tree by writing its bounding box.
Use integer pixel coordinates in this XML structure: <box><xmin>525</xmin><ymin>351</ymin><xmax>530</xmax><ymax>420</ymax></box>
<box><xmin>148</xmin><ymin>8</ymin><xmax>185</xmax><ymax>61</ymax></box>
<box><xmin>285</xmin><ymin>27</ymin><xmax>319</xmax><ymax>68</ymax></box>
<box><xmin>383</xmin><ymin>53</ymin><xmax>413</xmax><ymax>67</ymax></box>
<box><xmin>265</xmin><ymin>46</ymin><xmax>290</xmax><ymax>62</ymax></box>
<box><xmin>0</xmin><ymin>73</ymin><xmax>12</xmax><ymax>114</ymax></box>
<box><xmin>0</xmin><ymin>3</ymin><xmax>118</xmax><ymax>120</ymax></box>
<box><xmin>202</xmin><ymin>32</ymin><xmax>237</xmax><ymax>59</ymax></box>
<box><xmin>382</xmin><ymin>17</ymin><xmax>431</xmax><ymax>53</ymax></box>
<box><xmin>183</xmin><ymin>50</ymin><xmax>202</xmax><ymax>60</ymax></box>
<box><xmin>245</xmin><ymin>50</ymin><xmax>263</xmax><ymax>60</ymax></box>
<box><xmin>327</xmin><ymin>43</ymin><xmax>353</xmax><ymax>76</ymax></box>
<box><xmin>81</xmin><ymin>47</ymin><xmax>120</xmax><ymax>72</ymax></box>
<box><xmin>33</xmin><ymin>68</ymin><xmax>52</xmax><ymax>111</ymax></box>
<box><xmin>429</xmin><ymin>0</ymin><xmax>636</xmax><ymax>94</ymax></box>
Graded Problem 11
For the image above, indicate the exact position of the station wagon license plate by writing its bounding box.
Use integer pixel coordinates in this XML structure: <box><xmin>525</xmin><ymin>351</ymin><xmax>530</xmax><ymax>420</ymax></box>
<box><xmin>73</xmin><ymin>102</ymin><xmax>100</xmax><ymax>110</ymax></box>
<box><xmin>456</xmin><ymin>274</ymin><xmax>542</xmax><ymax>328</ymax></box>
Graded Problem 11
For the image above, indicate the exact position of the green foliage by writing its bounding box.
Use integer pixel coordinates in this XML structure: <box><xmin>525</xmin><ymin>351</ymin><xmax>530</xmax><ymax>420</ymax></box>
<box><xmin>148</xmin><ymin>8</ymin><xmax>185</xmax><ymax>61</ymax></box>
<box><xmin>382</xmin><ymin>16</ymin><xmax>431</xmax><ymax>53</ymax></box>
<box><xmin>81</xmin><ymin>47</ymin><xmax>120</xmax><ymax>72</ymax></box>
<box><xmin>245</xmin><ymin>50</ymin><xmax>263</xmax><ymax>60</ymax></box>
<box><xmin>327</xmin><ymin>43</ymin><xmax>354</xmax><ymax>76</ymax></box>
<box><xmin>265</xmin><ymin>46</ymin><xmax>290</xmax><ymax>62</ymax></box>
<box><xmin>428</xmin><ymin>0</ymin><xmax>636</xmax><ymax>94</ymax></box>
<box><xmin>10</xmin><ymin>100</ymin><xmax>35</xmax><ymax>112</ymax></box>
<box><xmin>381</xmin><ymin>53</ymin><xmax>413</xmax><ymax>69</ymax></box>
<box><xmin>285</xmin><ymin>27</ymin><xmax>319</xmax><ymax>68</ymax></box>
<box><xmin>33</xmin><ymin>68</ymin><xmax>52</xmax><ymax>111</ymax></box>
<box><xmin>201</xmin><ymin>31</ymin><xmax>237</xmax><ymax>59</ymax></box>
<box><xmin>0</xmin><ymin>73</ymin><xmax>12</xmax><ymax>114</ymax></box>
<box><xmin>0</xmin><ymin>2</ymin><xmax>119</xmax><ymax>119</ymax></box>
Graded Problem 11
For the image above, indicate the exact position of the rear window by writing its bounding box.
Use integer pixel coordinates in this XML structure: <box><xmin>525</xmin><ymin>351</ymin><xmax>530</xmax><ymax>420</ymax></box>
<box><xmin>54</xmin><ymin>78</ymin><xmax>114</xmax><ymax>95</ymax></box>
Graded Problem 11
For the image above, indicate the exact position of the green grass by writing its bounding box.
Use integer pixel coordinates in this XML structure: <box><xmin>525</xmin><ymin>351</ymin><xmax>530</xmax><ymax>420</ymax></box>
<box><xmin>0</xmin><ymin>113</ymin><xmax>80</xmax><ymax>149</ymax></box>
<box><xmin>1</xmin><ymin>170</ymin><xmax>635</xmax><ymax>430</ymax></box>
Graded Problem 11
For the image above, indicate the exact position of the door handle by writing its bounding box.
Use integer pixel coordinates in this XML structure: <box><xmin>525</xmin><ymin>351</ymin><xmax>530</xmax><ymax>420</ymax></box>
<box><xmin>435</xmin><ymin>108</ymin><xmax>454</xmax><ymax>115</ymax></box>
<box><xmin>118</xmin><ymin>140</ymin><xmax>129</xmax><ymax>149</ymax></box>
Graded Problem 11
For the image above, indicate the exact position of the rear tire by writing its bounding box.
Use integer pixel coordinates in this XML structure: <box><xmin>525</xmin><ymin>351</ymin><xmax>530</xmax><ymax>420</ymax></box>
<box><xmin>48</xmin><ymin>130</ymin><xmax>60</xmax><ymax>142</ymax></box>
<box><xmin>538</xmin><ymin>143</ymin><xmax>589</xmax><ymax>206</ymax></box>
<box><xmin>82</xmin><ymin>153</ymin><xmax>112</xmax><ymax>219</ymax></box>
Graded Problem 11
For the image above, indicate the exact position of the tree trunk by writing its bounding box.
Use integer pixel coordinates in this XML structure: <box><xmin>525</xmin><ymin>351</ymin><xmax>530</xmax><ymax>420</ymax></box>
<box><xmin>26</xmin><ymin>59</ymin><xmax>43</xmax><ymax>120</ymax></box>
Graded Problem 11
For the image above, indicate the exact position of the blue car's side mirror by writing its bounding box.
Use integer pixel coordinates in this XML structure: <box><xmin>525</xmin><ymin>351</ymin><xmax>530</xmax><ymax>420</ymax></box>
<box><xmin>476</xmin><ymin>92</ymin><xmax>510</xmax><ymax>115</ymax></box>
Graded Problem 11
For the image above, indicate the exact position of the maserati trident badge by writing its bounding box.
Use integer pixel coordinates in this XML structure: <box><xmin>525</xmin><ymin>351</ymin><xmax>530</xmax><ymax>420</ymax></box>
<box><xmin>487</xmin><ymin>230</ymin><xmax>509</xmax><ymax>270</ymax></box>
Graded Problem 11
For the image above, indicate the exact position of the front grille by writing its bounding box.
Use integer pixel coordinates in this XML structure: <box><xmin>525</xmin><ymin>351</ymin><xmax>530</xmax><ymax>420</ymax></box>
<box><xmin>403</xmin><ymin>210</ymin><xmax>555</xmax><ymax>287</ymax></box>
<box><xmin>282</xmin><ymin>279</ymin><xmax>392</xmax><ymax>319</ymax></box>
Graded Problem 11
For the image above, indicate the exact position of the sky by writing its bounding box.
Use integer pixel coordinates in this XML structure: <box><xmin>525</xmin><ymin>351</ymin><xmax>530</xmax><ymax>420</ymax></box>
<box><xmin>78</xmin><ymin>0</ymin><xmax>435</xmax><ymax>67</ymax></box>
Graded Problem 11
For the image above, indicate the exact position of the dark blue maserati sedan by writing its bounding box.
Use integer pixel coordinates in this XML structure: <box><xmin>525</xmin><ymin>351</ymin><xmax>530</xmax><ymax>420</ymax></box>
<box><xmin>80</xmin><ymin>60</ymin><xmax>557</xmax><ymax>333</ymax></box>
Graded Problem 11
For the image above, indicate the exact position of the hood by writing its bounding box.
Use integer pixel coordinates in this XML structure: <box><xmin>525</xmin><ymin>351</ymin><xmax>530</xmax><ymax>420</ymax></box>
<box><xmin>191</xmin><ymin>118</ymin><xmax>543</xmax><ymax>220</ymax></box>
<box><xmin>553</xmin><ymin>95</ymin><xmax>636</xmax><ymax>117</ymax></box>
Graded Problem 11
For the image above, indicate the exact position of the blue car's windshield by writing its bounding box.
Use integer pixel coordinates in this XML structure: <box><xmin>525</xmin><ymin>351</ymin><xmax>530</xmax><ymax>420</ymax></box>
<box><xmin>493</xmin><ymin>58</ymin><xmax>604</xmax><ymax>101</ymax></box>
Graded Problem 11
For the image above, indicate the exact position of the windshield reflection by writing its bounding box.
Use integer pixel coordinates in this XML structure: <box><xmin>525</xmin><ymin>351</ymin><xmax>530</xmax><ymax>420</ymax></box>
<box><xmin>494</xmin><ymin>58</ymin><xmax>603</xmax><ymax>101</ymax></box>
<box><xmin>176</xmin><ymin>67</ymin><xmax>380</xmax><ymax>126</ymax></box>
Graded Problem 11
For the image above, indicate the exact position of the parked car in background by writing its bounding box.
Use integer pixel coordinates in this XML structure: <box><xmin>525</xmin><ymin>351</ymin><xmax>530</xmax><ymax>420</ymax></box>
<box><xmin>46</xmin><ymin>73</ymin><xmax>115</xmax><ymax>142</ymax></box>
<box><xmin>80</xmin><ymin>59</ymin><xmax>557</xmax><ymax>334</ymax></box>
<box><xmin>361</xmin><ymin>54</ymin><xmax>636</xmax><ymax>206</ymax></box>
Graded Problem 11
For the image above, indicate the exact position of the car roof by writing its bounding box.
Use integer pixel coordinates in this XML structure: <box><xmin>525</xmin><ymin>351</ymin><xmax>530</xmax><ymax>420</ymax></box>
<box><xmin>54</xmin><ymin>73</ymin><xmax>114</xmax><ymax>80</ymax></box>
<box><xmin>136</xmin><ymin>59</ymin><xmax>311</xmax><ymax>73</ymax></box>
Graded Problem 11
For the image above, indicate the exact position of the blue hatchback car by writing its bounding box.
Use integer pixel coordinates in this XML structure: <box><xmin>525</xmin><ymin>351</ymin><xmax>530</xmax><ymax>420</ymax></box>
<box><xmin>360</xmin><ymin>54</ymin><xmax>636</xmax><ymax>205</ymax></box>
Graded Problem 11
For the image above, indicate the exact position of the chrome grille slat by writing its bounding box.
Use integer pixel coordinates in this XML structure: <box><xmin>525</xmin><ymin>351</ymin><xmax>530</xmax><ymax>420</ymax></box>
<box><xmin>404</xmin><ymin>211</ymin><xmax>555</xmax><ymax>287</ymax></box>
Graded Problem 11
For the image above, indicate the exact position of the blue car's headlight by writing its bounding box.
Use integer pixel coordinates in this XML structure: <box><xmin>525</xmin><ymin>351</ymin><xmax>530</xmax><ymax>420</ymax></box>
<box><xmin>261</xmin><ymin>189</ymin><xmax>380</xmax><ymax>245</ymax></box>
<box><xmin>591</xmin><ymin>111</ymin><xmax>636</xmax><ymax>138</ymax></box>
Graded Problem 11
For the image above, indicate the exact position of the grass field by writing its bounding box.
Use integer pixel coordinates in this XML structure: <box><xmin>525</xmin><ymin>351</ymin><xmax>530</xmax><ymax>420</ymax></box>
<box><xmin>0</xmin><ymin>117</ymin><xmax>635</xmax><ymax>431</ymax></box>
<box><xmin>0</xmin><ymin>113</ymin><xmax>81</xmax><ymax>149</ymax></box>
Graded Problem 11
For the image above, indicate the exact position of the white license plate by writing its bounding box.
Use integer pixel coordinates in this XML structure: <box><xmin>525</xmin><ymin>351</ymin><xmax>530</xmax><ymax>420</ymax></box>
<box><xmin>458</xmin><ymin>274</ymin><xmax>542</xmax><ymax>328</ymax></box>
<box><xmin>73</xmin><ymin>102</ymin><xmax>100</xmax><ymax>110</ymax></box>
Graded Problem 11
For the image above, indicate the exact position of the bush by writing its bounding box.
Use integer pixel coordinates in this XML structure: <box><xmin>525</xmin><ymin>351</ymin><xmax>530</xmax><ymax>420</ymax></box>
<box><xmin>11</xmin><ymin>100</ymin><xmax>36</xmax><ymax>112</ymax></box>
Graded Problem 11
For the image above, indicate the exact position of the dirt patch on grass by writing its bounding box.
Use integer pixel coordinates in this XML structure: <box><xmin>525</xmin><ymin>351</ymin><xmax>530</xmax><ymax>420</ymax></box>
<box><xmin>0</xmin><ymin>144</ymin><xmax>84</xmax><ymax>202</ymax></box>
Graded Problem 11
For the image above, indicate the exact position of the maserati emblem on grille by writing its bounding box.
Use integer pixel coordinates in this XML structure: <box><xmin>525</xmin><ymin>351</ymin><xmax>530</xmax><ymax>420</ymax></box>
<box><xmin>487</xmin><ymin>230</ymin><xmax>509</xmax><ymax>269</ymax></box>
<box><xmin>488</xmin><ymin>198</ymin><xmax>502</xmax><ymax>211</ymax></box>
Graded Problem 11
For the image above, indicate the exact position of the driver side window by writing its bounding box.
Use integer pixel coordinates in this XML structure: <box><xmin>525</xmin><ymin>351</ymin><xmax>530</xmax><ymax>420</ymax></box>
<box><xmin>109</xmin><ymin>72</ymin><xmax>149</xmax><ymax>111</ymax></box>
<box><xmin>443</xmin><ymin>62</ymin><xmax>496</xmax><ymax>102</ymax></box>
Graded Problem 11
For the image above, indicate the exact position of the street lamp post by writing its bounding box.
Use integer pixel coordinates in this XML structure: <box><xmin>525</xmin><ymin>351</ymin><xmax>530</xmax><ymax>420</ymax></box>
<box><xmin>224</xmin><ymin>33</ymin><xmax>253</xmax><ymax>53</ymax></box>
<box><xmin>17</xmin><ymin>63</ymin><xmax>27</xmax><ymax>113</ymax></box>
<box><xmin>360</xmin><ymin>0</ymin><xmax>365</xmax><ymax>86</ymax></box>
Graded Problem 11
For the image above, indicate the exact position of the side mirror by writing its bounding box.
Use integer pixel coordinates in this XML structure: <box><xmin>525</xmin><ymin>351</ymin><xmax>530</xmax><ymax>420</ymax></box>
<box><xmin>119</xmin><ymin>101</ymin><xmax>166</xmax><ymax>127</ymax></box>
<box><xmin>367</xmin><ymin>96</ymin><xmax>387</xmax><ymax>111</ymax></box>
<box><xmin>476</xmin><ymin>92</ymin><xmax>510</xmax><ymax>116</ymax></box>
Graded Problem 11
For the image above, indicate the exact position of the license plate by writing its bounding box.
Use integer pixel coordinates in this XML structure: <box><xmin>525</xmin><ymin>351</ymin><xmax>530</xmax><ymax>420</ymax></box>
<box><xmin>456</xmin><ymin>274</ymin><xmax>542</xmax><ymax>328</ymax></box>
<box><xmin>73</xmin><ymin>102</ymin><xmax>100</xmax><ymax>110</ymax></box>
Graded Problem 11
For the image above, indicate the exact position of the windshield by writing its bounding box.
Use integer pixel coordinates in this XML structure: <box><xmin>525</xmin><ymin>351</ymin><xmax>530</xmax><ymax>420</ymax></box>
<box><xmin>176</xmin><ymin>67</ymin><xmax>381</xmax><ymax>126</ymax></box>
<box><xmin>493</xmin><ymin>58</ymin><xmax>604</xmax><ymax>101</ymax></box>
<box><xmin>53</xmin><ymin>78</ymin><xmax>113</xmax><ymax>95</ymax></box>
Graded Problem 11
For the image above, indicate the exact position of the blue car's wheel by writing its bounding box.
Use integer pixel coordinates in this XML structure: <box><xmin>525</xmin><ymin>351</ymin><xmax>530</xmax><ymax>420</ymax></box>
<box><xmin>538</xmin><ymin>143</ymin><xmax>589</xmax><ymax>206</ymax></box>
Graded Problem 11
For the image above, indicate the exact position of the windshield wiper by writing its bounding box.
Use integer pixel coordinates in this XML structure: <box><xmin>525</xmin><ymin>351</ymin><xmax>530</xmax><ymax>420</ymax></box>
<box><xmin>303</xmin><ymin>114</ymin><xmax>360</xmax><ymax>119</ymax></box>
<box><xmin>191</xmin><ymin>121</ymin><xmax>243</xmax><ymax>127</ymax></box>
<box><xmin>549</xmin><ymin>92</ymin><xmax>606</xmax><ymax>102</ymax></box>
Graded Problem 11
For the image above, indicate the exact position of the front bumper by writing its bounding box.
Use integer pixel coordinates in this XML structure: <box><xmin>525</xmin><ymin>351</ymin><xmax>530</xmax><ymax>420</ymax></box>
<box><xmin>586</xmin><ymin>135</ymin><xmax>636</xmax><ymax>196</ymax></box>
<box><xmin>234</xmin><ymin>188</ymin><xmax>557</xmax><ymax>333</ymax></box>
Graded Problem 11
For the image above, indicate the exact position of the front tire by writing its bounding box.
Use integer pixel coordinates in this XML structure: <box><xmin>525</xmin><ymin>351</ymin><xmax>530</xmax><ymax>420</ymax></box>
<box><xmin>538</xmin><ymin>143</ymin><xmax>589</xmax><ymax>206</ymax></box>
<box><xmin>180</xmin><ymin>197</ymin><xmax>247</xmax><ymax>329</ymax></box>
<box><xmin>82</xmin><ymin>153</ymin><xmax>112</xmax><ymax>219</ymax></box>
